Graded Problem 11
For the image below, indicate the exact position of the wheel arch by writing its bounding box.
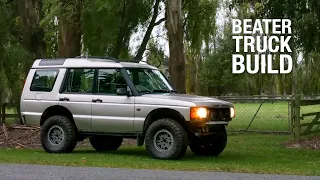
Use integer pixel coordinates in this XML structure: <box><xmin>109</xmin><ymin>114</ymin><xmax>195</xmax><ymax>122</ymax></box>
<box><xmin>143</xmin><ymin>108</ymin><xmax>186</xmax><ymax>135</ymax></box>
<box><xmin>40</xmin><ymin>105</ymin><xmax>76</xmax><ymax>129</ymax></box>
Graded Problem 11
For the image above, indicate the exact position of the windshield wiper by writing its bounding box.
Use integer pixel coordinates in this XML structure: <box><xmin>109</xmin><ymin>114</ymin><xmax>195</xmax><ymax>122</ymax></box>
<box><xmin>152</xmin><ymin>89</ymin><xmax>177</xmax><ymax>93</ymax></box>
<box><xmin>139</xmin><ymin>90</ymin><xmax>152</xmax><ymax>94</ymax></box>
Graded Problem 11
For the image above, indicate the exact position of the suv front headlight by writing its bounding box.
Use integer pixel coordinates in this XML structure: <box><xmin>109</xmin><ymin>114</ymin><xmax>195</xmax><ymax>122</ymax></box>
<box><xmin>230</xmin><ymin>107</ymin><xmax>235</xmax><ymax>118</ymax></box>
<box><xmin>190</xmin><ymin>107</ymin><xmax>208</xmax><ymax>119</ymax></box>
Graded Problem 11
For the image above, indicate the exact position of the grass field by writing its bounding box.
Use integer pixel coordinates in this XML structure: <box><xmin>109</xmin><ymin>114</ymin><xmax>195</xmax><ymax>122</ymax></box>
<box><xmin>228</xmin><ymin>102</ymin><xmax>290</xmax><ymax>131</ymax></box>
<box><xmin>2</xmin><ymin>107</ymin><xmax>18</xmax><ymax>125</ymax></box>
<box><xmin>0</xmin><ymin>134</ymin><xmax>319</xmax><ymax>176</ymax></box>
<box><xmin>228</xmin><ymin>102</ymin><xmax>320</xmax><ymax>132</ymax></box>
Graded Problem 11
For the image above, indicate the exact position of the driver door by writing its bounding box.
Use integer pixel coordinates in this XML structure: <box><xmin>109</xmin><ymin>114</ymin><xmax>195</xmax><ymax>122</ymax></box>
<box><xmin>91</xmin><ymin>68</ymin><xmax>135</xmax><ymax>133</ymax></box>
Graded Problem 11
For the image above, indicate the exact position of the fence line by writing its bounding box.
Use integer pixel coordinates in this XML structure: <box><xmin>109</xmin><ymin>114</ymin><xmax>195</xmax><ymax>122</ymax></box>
<box><xmin>215</xmin><ymin>95</ymin><xmax>320</xmax><ymax>141</ymax></box>
<box><xmin>2</xmin><ymin>95</ymin><xmax>320</xmax><ymax>141</ymax></box>
<box><xmin>212</xmin><ymin>96</ymin><xmax>293</xmax><ymax>134</ymax></box>
<box><xmin>0</xmin><ymin>103</ymin><xmax>19</xmax><ymax>124</ymax></box>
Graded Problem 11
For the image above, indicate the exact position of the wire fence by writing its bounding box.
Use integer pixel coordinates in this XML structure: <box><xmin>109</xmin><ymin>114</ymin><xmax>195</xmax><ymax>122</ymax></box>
<box><xmin>2</xmin><ymin>96</ymin><xmax>320</xmax><ymax>135</ymax></box>
<box><xmin>216</xmin><ymin>96</ymin><xmax>291</xmax><ymax>133</ymax></box>
<box><xmin>215</xmin><ymin>96</ymin><xmax>320</xmax><ymax>134</ymax></box>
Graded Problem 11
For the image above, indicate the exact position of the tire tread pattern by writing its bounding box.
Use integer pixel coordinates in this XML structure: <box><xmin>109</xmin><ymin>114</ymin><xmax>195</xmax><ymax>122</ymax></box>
<box><xmin>189</xmin><ymin>127</ymin><xmax>227</xmax><ymax>156</ymax></box>
<box><xmin>41</xmin><ymin>115</ymin><xmax>77</xmax><ymax>153</ymax></box>
<box><xmin>145</xmin><ymin>118</ymin><xmax>188</xmax><ymax>160</ymax></box>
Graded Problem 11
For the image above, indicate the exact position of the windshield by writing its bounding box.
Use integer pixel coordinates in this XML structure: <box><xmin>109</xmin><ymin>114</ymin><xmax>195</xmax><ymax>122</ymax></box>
<box><xmin>126</xmin><ymin>68</ymin><xmax>174</xmax><ymax>94</ymax></box>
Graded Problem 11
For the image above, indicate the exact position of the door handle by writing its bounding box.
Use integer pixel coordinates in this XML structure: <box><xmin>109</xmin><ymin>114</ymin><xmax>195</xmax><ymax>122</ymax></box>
<box><xmin>92</xmin><ymin>99</ymin><xmax>102</xmax><ymax>103</ymax></box>
<box><xmin>59</xmin><ymin>97</ymin><xmax>69</xmax><ymax>101</ymax></box>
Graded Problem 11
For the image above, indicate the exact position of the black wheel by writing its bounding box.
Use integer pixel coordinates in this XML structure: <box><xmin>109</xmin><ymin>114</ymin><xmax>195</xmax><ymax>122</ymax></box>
<box><xmin>145</xmin><ymin>118</ymin><xmax>188</xmax><ymax>160</ymax></box>
<box><xmin>40</xmin><ymin>115</ymin><xmax>77</xmax><ymax>153</ymax></box>
<box><xmin>89</xmin><ymin>136</ymin><xmax>123</xmax><ymax>151</ymax></box>
<box><xmin>189</xmin><ymin>127</ymin><xmax>227</xmax><ymax>156</ymax></box>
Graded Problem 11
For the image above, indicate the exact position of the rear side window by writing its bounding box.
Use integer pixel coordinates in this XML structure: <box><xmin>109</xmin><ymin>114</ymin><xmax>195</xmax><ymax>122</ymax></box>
<box><xmin>61</xmin><ymin>68</ymin><xmax>94</xmax><ymax>93</ymax></box>
<box><xmin>30</xmin><ymin>70</ymin><xmax>59</xmax><ymax>92</ymax></box>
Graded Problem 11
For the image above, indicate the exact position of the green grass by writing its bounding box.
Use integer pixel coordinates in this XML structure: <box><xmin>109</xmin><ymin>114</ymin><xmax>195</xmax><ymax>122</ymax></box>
<box><xmin>1</xmin><ymin>134</ymin><xmax>320</xmax><ymax>176</ymax></box>
<box><xmin>6</xmin><ymin>108</ymin><xmax>17</xmax><ymax>114</ymax></box>
<box><xmin>2</xmin><ymin>107</ymin><xmax>18</xmax><ymax>125</ymax></box>
<box><xmin>229</xmin><ymin>102</ymin><xmax>290</xmax><ymax>131</ymax></box>
<box><xmin>229</xmin><ymin>102</ymin><xmax>320</xmax><ymax>132</ymax></box>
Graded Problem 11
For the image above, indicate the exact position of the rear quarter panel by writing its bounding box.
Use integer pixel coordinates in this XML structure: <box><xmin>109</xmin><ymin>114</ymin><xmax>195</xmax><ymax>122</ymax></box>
<box><xmin>20</xmin><ymin>68</ymin><xmax>66</xmax><ymax>126</ymax></box>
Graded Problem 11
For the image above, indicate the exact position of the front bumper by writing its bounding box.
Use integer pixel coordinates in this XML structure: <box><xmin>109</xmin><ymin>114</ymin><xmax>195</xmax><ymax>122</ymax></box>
<box><xmin>186</xmin><ymin>107</ymin><xmax>232</xmax><ymax>136</ymax></box>
<box><xmin>186</xmin><ymin>120</ymin><xmax>229</xmax><ymax>136</ymax></box>
<box><xmin>205</xmin><ymin>121</ymin><xmax>229</xmax><ymax>125</ymax></box>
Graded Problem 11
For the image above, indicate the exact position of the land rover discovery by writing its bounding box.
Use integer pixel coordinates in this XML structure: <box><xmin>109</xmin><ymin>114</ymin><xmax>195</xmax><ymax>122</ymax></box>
<box><xmin>20</xmin><ymin>56</ymin><xmax>235</xmax><ymax>160</ymax></box>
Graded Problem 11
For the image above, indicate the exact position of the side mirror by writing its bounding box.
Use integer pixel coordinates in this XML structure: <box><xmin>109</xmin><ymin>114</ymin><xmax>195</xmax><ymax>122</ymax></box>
<box><xmin>116</xmin><ymin>88</ymin><xmax>129</xmax><ymax>96</ymax></box>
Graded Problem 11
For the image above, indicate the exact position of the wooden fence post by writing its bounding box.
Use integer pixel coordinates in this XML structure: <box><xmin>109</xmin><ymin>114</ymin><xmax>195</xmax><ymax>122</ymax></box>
<box><xmin>289</xmin><ymin>101</ymin><xmax>293</xmax><ymax>133</ymax></box>
<box><xmin>291</xmin><ymin>100</ymin><xmax>295</xmax><ymax>133</ymax></box>
<box><xmin>1</xmin><ymin>103</ymin><xmax>6</xmax><ymax>125</ymax></box>
<box><xmin>0</xmin><ymin>103</ymin><xmax>2</xmax><ymax>124</ymax></box>
<box><xmin>294</xmin><ymin>95</ymin><xmax>300</xmax><ymax>142</ymax></box>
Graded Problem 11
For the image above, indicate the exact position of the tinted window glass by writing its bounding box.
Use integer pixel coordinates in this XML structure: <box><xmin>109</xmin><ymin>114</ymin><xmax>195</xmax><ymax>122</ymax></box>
<box><xmin>30</xmin><ymin>70</ymin><xmax>59</xmax><ymax>92</ymax></box>
<box><xmin>97</xmin><ymin>69</ymin><xmax>128</xmax><ymax>94</ymax></box>
<box><xmin>62</xmin><ymin>69</ymin><xmax>94</xmax><ymax>93</ymax></box>
<box><xmin>126</xmin><ymin>68</ymin><xmax>171</xmax><ymax>94</ymax></box>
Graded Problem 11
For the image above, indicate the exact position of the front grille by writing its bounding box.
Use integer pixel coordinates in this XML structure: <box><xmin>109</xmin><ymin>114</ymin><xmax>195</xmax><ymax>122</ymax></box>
<box><xmin>208</xmin><ymin>108</ymin><xmax>230</xmax><ymax>121</ymax></box>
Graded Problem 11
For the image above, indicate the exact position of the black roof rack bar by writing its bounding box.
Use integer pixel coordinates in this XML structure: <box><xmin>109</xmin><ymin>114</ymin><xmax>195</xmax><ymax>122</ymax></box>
<box><xmin>75</xmin><ymin>56</ymin><xmax>120</xmax><ymax>63</ymax></box>
<box><xmin>117</xmin><ymin>59</ymin><xmax>141</xmax><ymax>63</ymax></box>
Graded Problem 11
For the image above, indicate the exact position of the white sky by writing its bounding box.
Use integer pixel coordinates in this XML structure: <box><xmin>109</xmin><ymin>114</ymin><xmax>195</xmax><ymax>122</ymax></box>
<box><xmin>129</xmin><ymin>2</ymin><xmax>168</xmax><ymax>61</ymax></box>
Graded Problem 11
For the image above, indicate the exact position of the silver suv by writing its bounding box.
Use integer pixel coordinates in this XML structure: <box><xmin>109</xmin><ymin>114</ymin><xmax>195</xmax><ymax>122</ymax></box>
<box><xmin>20</xmin><ymin>56</ymin><xmax>235</xmax><ymax>160</ymax></box>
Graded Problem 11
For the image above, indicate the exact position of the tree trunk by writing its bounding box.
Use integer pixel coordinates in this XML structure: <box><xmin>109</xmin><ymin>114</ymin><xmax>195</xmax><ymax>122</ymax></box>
<box><xmin>58</xmin><ymin>0</ymin><xmax>82</xmax><ymax>58</ymax></box>
<box><xmin>17</xmin><ymin>0</ymin><xmax>45</xmax><ymax>58</ymax></box>
<box><xmin>282</xmin><ymin>73</ymin><xmax>286</xmax><ymax>95</ymax></box>
<box><xmin>195</xmin><ymin>53</ymin><xmax>203</xmax><ymax>94</ymax></box>
<box><xmin>187</xmin><ymin>57</ymin><xmax>196</xmax><ymax>94</ymax></box>
<box><xmin>166</xmin><ymin>0</ymin><xmax>186</xmax><ymax>94</ymax></box>
<box><xmin>0</xmin><ymin>82</ymin><xmax>3</xmax><ymax>124</ymax></box>
<box><xmin>134</xmin><ymin>0</ymin><xmax>162</xmax><ymax>60</ymax></box>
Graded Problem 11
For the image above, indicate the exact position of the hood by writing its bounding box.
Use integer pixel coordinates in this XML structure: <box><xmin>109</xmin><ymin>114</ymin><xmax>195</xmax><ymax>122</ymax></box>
<box><xmin>141</xmin><ymin>93</ymin><xmax>233</xmax><ymax>108</ymax></box>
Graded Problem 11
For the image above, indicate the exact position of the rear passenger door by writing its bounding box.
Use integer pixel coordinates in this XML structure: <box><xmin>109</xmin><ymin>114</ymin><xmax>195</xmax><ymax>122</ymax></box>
<box><xmin>91</xmin><ymin>68</ymin><xmax>135</xmax><ymax>133</ymax></box>
<box><xmin>59</xmin><ymin>68</ymin><xmax>94</xmax><ymax>132</ymax></box>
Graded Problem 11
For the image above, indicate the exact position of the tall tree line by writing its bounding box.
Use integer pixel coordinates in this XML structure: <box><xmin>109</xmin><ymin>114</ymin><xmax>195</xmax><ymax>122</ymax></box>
<box><xmin>193</xmin><ymin>0</ymin><xmax>320</xmax><ymax>96</ymax></box>
<box><xmin>0</xmin><ymin>0</ymin><xmax>187</xmax><ymax>101</ymax></box>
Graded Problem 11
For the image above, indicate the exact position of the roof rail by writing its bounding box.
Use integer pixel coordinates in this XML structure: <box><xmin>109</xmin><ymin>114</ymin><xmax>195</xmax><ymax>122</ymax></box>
<box><xmin>117</xmin><ymin>59</ymin><xmax>144</xmax><ymax>64</ymax></box>
<box><xmin>75</xmin><ymin>56</ymin><xmax>120</xmax><ymax>63</ymax></box>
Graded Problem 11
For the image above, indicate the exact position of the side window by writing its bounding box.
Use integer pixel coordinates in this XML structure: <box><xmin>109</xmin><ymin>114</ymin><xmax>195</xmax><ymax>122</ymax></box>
<box><xmin>97</xmin><ymin>69</ymin><xmax>128</xmax><ymax>94</ymax></box>
<box><xmin>138</xmin><ymin>71</ymin><xmax>149</xmax><ymax>86</ymax></box>
<box><xmin>30</xmin><ymin>70</ymin><xmax>59</xmax><ymax>92</ymax></box>
<box><xmin>126</xmin><ymin>69</ymin><xmax>146</xmax><ymax>85</ymax></box>
<box><xmin>62</xmin><ymin>69</ymin><xmax>94</xmax><ymax>93</ymax></box>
